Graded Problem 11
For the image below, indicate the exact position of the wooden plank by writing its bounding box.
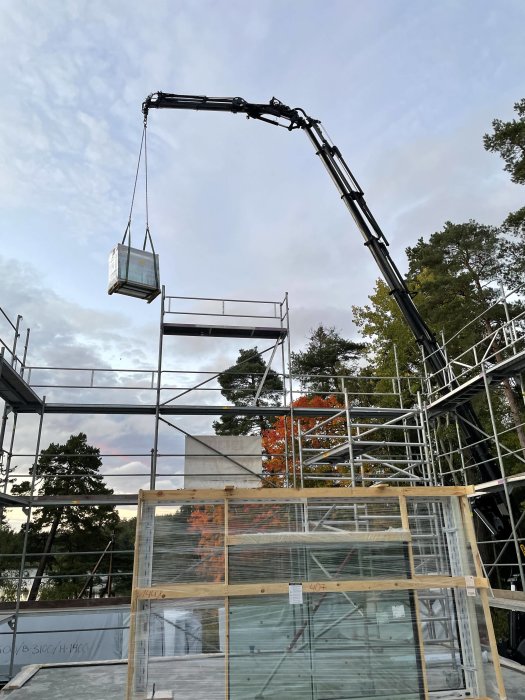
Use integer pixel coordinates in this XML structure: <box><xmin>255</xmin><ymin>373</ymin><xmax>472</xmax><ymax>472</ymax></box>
<box><xmin>460</xmin><ymin>496</ymin><xmax>507</xmax><ymax>698</ymax></box>
<box><xmin>479</xmin><ymin>588</ymin><xmax>508</xmax><ymax>700</ymax></box>
<box><xmin>1</xmin><ymin>664</ymin><xmax>40</xmax><ymax>689</ymax></box>
<box><xmin>490</xmin><ymin>588</ymin><xmax>525</xmax><ymax>603</ymax></box>
<box><xmin>224</xmin><ymin>499</ymin><xmax>229</xmax><ymax>700</ymax></box>
<box><xmin>126</xmin><ymin>491</ymin><xmax>144</xmax><ymax>700</ymax></box>
<box><xmin>459</xmin><ymin>495</ymin><xmax>484</xmax><ymax>579</ymax></box>
<box><xmin>226</xmin><ymin>530</ymin><xmax>411</xmax><ymax>545</ymax></box>
<box><xmin>399</xmin><ymin>495</ymin><xmax>430</xmax><ymax>700</ymax></box>
<box><xmin>489</xmin><ymin>587</ymin><xmax>525</xmax><ymax>612</ymax></box>
<box><xmin>224</xmin><ymin>596</ymin><xmax>230</xmax><ymax>700</ymax></box>
<box><xmin>133</xmin><ymin>575</ymin><xmax>488</xmax><ymax>601</ymax></box>
<box><xmin>141</xmin><ymin>485</ymin><xmax>473</xmax><ymax>502</ymax></box>
<box><xmin>471</xmin><ymin>471</ymin><xmax>525</xmax><ymax>495</ymax></box>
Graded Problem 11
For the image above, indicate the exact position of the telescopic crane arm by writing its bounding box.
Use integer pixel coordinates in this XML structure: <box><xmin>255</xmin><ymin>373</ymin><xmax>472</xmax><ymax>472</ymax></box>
<box><xmin>143</xmin><ymin>93</ymin><xmax>442</xmax><ymax>372</ymax></box>
<box><xmin>142</xmin><ymin>91</ymin><xmax>500</xmax><ymax>490</ymax></box>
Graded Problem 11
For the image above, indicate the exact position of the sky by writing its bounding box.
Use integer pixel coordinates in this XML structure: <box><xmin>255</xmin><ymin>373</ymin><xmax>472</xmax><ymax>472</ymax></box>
<box><xmin>1</xmin><ymin>0</ymin><xmax>524</xmax><ymax>520</ymax></box>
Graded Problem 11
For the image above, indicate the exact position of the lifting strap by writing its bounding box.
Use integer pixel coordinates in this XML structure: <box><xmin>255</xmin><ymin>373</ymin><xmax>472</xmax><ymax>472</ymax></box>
<box><xmin>121</xmin><ymin>114</ymin><xmax>159</xmax><ymax>288</ymax></box>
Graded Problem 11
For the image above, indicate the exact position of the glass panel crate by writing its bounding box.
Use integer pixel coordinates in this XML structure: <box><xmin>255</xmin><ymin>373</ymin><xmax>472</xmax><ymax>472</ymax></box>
<box><xmin>146</xmin><ymin>503</ymin><xmax>225</xmax><ymax>586</ymax></box>
<box><xmin>229</xmin><ymin>591</ymin><xmax>424</xmax><ymax>700</ymax></box>
<box><xmin>127</xmin><ymin>487</ymin><xmax>507</xmax><ymax>700</ymax></box>
<box><xmin>108</xmin><ymin>244</ymin><xmax>160</xmax><ymax>302</ymax></box>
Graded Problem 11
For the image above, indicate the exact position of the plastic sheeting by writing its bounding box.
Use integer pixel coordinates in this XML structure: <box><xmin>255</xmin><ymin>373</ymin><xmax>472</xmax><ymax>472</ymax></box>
<box><xmin>108</xmin><ymin>244</ymin><xmax>160</xmax><ymax>301</ymax></box>
<box><xmin>127</xmin><ymin>489</ymin><xmax>506</xmax><ymax>700</ymax></box>
<box><xmin>0</xmin><ymin>607</ymin><xmax>129</xmax><ymax>678</ymax></box>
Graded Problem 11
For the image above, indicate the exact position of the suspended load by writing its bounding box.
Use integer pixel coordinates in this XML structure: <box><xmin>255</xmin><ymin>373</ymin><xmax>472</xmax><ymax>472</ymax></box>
<box><xmin>109</xmin><ymin>116</ymin><xmax>160</xmax><ymax>302</ymax></box>
<box><xmin>108</xmin><ymin>242</ymin><xmax>160</xmax><ymax>302</ymax></box>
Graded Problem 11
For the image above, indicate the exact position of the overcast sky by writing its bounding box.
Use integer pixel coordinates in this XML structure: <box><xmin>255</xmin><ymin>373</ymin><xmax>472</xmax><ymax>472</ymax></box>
<box><xmin>1</xmin><ymin>0</ymin><xmax>524</xmax><ymax>517</ymax></box>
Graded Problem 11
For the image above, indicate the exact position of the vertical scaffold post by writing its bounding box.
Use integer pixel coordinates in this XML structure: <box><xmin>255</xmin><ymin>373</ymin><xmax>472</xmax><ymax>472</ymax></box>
<box><xmin>8</xmin><ymin>397</ymin><xmax>46</xmax><ymax>680</ymax></box>
<box><xmin>151</xmin><ymin>286</ymin><xmax>166</xmax><ymax>490</ymax></box>
<box><xmin>482</xmin><ymin>367</ymin><xmax>525</xmax><ymax>590</ymax></box>
<box><xmin>284</xmin><ymin>293</ymin><xmax>297</xmax><ymax>487</ymax></box>
<box><xmin>459</xmin><ymin>495</ymin><xmax>507</xmax><ymax>700</ymax></box>
<box><xmin>224</xmin><ymin>492</ymin><xmax>230</xmax><ymax>700</ymax></box>
<box><xmin>398</xmin><ymin>495</ymin><xmax>430</xmax><ymax>700</ymax></box>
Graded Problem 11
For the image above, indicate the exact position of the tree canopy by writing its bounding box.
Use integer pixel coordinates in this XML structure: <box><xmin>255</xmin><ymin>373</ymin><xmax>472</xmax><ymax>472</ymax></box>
<box><xmin>352</xmin><ymin>277</ymin><xmax>423</xmax><ymax>407</ymax></box>
<box><xmin>290</xmin><ymin>325</ymin><xmax>364</xmax><ymax>394</ymax></box>
<box><xmin>406</xmin><ymin>220</ymin><xmax>508</xmax><ymax>351</ymax></box>
<box><xmin>213</xmin><ymin>347</ymin><xmax>283</xmax><ymax>435</ymax></box>
<box><xmin>353</xmin><ymin>220</ymin><xmax>516</xmax><ymax>377</ymax></box>
<box><xmin>262</xmin><ymin>394</ymin><xmax>345</xmax><ymax>487</ymax></box>
<box><xmin>483</xmin><ymin>98</ymin><xmax>525</xmax><ymax>185</ymax></box>
<box><xmin>12</xmin><ymin>432</ymin><xmax>119</xmax><ymax>600</ymax></box>
<box><xmin>484</xmin><ymin>98</ymin><xmax>525</xmax><ymax>251</ymax></box>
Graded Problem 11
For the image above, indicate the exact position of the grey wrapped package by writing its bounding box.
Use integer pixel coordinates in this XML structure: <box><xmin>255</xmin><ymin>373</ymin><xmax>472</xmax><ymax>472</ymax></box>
<box><xmin>108</xmin><ymin>243</ymin><xmax>160</xmax><ymax>302</ymax></box>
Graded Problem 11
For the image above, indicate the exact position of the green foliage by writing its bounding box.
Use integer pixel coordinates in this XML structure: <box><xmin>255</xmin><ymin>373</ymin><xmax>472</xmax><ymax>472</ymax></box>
<box><xmin>13</xmin><ymin>432</ymin><xmax>114</xmax><ymax>504</ymax></box>
<box><xmin>484</xmin><ymin>98</ymin><xmax>525</xmax><ymax>293</ymax></box>
<box><xmin>490</xmin><ymin>607</ymin><xmax>510</xmax><ymax>644</ymax></box>
<box><xmin>0</xmin><ymin>525</ymin><xmax>24</xmax><ymax>600</ymax></box>
<box><xmin>290</xmin><ymin>325</ymin><xmax>364</xmax><ymax>394</ymax></box>
<box><xmin>110</xmin><ymin>516</ymin><xmax>137</xmax><ymax>596</ymax></box>
<box><xmin>353</xmin><ymin>219</ymin><xmax>525</xmax><ymax>448</ymax></box>
<box><xmin>504</xmin><ymin>206</ymin><xmax>525</xmax><ymax>236</ymax></box>
<box><xmin>483</xmin><ymin>98</ymin><xmax>525</xmax><ymax>185</ymax></box>
<box><xmin>352</xmin><ymin>279</ymin><xmax>423</xmax><ymax>407</ymax></box>
<box><xmin>353</xmin><ymin>278</ymin><xmax>420</xmax><ymax>374</ymax></box>
<box><xmin>354</xmin><ymin>220</ymin><xmax>516</xmax><ymax>376</ymax></box>
<box><xmin>11</xmin><ymin>433</ymin><xmax>119</xmax><ymax>600</ymax></box>
<box><xmin>213</xmin><ymin>347</ymin><xmax>283</xmax><ymax>435</ymax></box>
<box><xmin>406</xmin><ymin>220</ymin><xmax>509</xmax><ymax>354</ymax></box>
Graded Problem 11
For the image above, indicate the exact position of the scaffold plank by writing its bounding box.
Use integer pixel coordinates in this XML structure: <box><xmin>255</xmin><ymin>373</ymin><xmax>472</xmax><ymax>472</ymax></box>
<box><xmin>428</xmin><ymin>347</ymin><xmax>525</xmax><ymax>416</ymax></box>
<box><xmin>15</xmin><ymin>403</ymin><xmax>412</xmax><ymax>419</ymax></box>
<box><xmin>0</xmin><ymin>356</ymin><xmax>43</xmax><ymax>412</ymax></box>
<box><xmin>162</xmin><ymin>322</ymin><xmax>287</xmax><ymax>339</ymax></box>
<box><xmin>0</xmin><ymin>492</ymin><xmax>28</xmax><ymax>507</ymax></box>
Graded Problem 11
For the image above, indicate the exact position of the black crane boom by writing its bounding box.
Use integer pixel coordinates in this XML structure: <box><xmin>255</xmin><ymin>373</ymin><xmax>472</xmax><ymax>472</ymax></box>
<box><xmin>142</xmin><ymin>91</ymin><xmax>504</xmax><ymax>508</ymax></box>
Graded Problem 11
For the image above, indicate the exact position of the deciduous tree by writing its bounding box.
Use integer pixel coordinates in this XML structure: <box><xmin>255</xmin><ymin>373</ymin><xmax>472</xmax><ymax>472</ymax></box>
<box><xmin>262</xmin><ymin>395</ymin><xmax>346</xmax><ymax>487</ymax></box>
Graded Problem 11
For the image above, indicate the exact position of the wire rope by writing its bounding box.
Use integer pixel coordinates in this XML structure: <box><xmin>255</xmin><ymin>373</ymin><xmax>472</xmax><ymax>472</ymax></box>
<box><xmin>122</xmin><ymin>124</ymin><xmax>146</xmax><ymax>247</ymax></box>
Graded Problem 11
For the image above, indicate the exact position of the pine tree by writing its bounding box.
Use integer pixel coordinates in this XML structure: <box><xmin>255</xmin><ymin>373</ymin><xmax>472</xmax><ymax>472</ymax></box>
<box><xmin>290</xmin><ymin>325</ymin><xmax>364</xmax><ymax>394</ymax></box>
<box><xmin>213</xmin><ymin>347</ymin><xmax>283</xmax><ymax>435</ymax></box>
<box><xmin>484</xmin><ymin>97</ymin><xmax>525</xmax><ymax>285</ymax></box>
<box><xmin>12</xmin><ymin>433</ymin><xmax>119</xmax><ymax>600</ymax></box>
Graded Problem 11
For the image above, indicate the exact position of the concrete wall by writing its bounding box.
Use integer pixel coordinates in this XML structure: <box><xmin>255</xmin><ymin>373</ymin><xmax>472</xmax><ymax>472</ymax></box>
<box><xmin>183</xmin><ymin>435</ymin><xmax>262</xmax><ymax>489</ymax></box>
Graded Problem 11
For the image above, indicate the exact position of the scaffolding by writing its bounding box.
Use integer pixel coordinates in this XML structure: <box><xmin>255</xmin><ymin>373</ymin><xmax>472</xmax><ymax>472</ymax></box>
<box><xmin>1</xmin><ymin>283</ymin><xmax>525</xmax><ymax>683</ymax></box>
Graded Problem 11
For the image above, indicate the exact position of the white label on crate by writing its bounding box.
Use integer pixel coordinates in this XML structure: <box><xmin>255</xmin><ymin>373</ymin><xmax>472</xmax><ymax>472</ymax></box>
<box><xmin>392</xmin><ymin>604</ymin><xmax>406</xmax><ymax>619</ymax></box>
<box><xmin>289</xmin><ymin>583</ymin><xmax>303</xmax><ymax>605</ymax></box>
<box><xmin>465</xmin><ymin>575</ymin><xmax>477</xmax><ymax>597</ymax></box>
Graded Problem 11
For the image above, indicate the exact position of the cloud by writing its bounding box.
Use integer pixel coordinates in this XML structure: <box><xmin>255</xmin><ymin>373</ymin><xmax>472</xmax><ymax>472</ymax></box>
<box><xmin>2</xmin><ymin>0</ymin><xmax>524</xmax><ymax>328</ymax></box>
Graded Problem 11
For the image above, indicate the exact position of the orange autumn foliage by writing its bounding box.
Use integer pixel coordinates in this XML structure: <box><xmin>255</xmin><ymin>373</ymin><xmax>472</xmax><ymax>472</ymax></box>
<box><xmin>187</xmin><ymin>504</ymin><xmax>225</xmax><ymax>583</ymax></box>
<box><xmin>187</xmin><ymin>395</ymin><xmax>347</xmax><ymax>579</ymax></box>
<box><xmin>188</xmin><ymin>501</ymin><xmax>296</xmax><ymax>582</ymax></box>
<box><xmin>262</xmin><ymin>394</ymin><xmax>345</xmax><ymax>486</ymax></box>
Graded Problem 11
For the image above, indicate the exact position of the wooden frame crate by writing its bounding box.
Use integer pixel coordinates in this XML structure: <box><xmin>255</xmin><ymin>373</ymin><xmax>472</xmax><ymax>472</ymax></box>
<box><xmin>126</xmin><ymin>487</ymin><xmax>506</xmax><ymax>700</ymax></box>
